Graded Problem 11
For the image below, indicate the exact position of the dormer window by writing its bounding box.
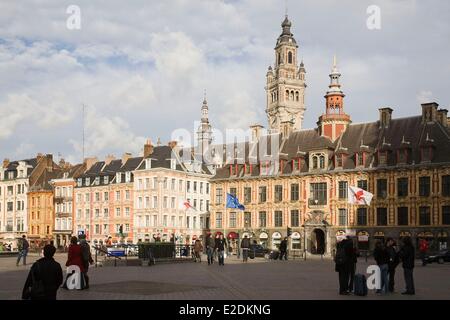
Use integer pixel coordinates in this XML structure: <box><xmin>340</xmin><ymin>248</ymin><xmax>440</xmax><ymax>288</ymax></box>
<box><xmin>103</xmin><ymin>176</ymin><xmax>109</xmax><ymax>184</ymax></box>
<box><xmin>94</xmin><ymin>177</ymin><xmax>100</xmax><ymax>185</ymax></box>
<box><xmin>378</xmin><ymin>151</ymin><xmax>387</xmax><ymax>166</ymax></box>
<box><xmin>292</xmin><ymin>158</ymin><xmax>301</xmax><ymax>171</ymax></box>
<box><xmin>125</xmin><ymin>172</ymin><xmax>131</xmax><ymax>183</ymax></box>
<box><xmin>77</xmin><ymin>178</ymin><xmax>82</xmax><ymax>187</ymax></box>
<box><xmin>311</xmin><ymin>153</ymin><xmax>326</xmax><ymax>170</ymax></box>
<box><xmin>335</xmin><ymin>154</ymin><xmax>343</xmax><ymax>168</ymax></box>
<box><xmin>356</xmin><ymin>152</ymin><xmax>365</xmax><ymax>167</ymax></box>
<box><xmin>397</xmin><ymin>149</ymin><xmax>408</xmax><ymax>164</ymax></box>
<box><xmin>421</xmin><ymin>147</ymin><xmax>432</xmax><ymax>162</ymax></box>
<box><xmin>116</xmin><ymin>172</ymin><xmax>121</xmax><ymax>183</ymax></box>
<box><xmin>244</xmin><ymin>164</ymin><xmax>252</xmax><ymax>175</ymax></box>
<box><xmin>170</xmin><ymin>159</ymin><xmax>176</xmax><ymax>170</ymax></box>
<box><xmin>145</xmin><ymin>158</ymin><xmax>152</xmax><ymax>169</ymax></box>
<box><xmin>85</xmin><ymin>177</ymin><xmax>91</xmax><ymax>186</ymax></box>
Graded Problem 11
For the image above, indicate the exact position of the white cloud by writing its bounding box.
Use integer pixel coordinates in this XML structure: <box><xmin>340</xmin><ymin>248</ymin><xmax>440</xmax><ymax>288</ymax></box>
<box><xmin>416</xmin><ymin>90</ymin><xmax>433</xmax><ymax>104</ymax></box>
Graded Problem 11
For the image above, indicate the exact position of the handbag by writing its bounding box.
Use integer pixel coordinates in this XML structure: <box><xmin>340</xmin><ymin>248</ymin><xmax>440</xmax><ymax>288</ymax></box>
<box><xmin>30</xmin><ymin>262</ymin><xmax>46</xmax><ymax>299</ymax></box>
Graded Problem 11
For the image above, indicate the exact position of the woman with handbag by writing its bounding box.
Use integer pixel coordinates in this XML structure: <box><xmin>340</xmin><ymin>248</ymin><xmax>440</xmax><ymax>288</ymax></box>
<box><xmin>63</xmin><ymin>236</ymin><xmax>86</xmax><ymax>289</ymax></box>
<box><xmin>22</xmin><ymin>244</ymin><xmax>63</xmax><ymax>300</ymax></box>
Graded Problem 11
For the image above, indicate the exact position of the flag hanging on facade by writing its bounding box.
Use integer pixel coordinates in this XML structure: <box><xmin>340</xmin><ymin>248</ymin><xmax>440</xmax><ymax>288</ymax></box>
<box><xmin>348</xmin><ymin>186</ymin><xmax>373</xmax><ymax>206</ymax></box>
<box><xmin>226</xmin><ymin>193</ymin><xmax>245</xmax><ymax>210</ymax></box>
<box><xmin>180</xmin><ymin>200</ymin><xmax>196</xmax><ymax>211</ymax></box>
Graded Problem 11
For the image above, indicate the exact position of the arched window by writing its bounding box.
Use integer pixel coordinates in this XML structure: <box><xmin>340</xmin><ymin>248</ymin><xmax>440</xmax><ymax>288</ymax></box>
<box><xmin>296</xmin><ymin>92</ymin><xmax>299</xmax><ymax>101</ymax></box>
<box><xmin>278</xmin><ymin>53</ymin><xmax>281</xmax><ymax>65</ymax></box>
<box><xmin>290</xmin><ymin>91</ymin><xmax>294</xmax><ymax>101</ymax></box>
<box><xmin>288</xmin><ymin>51</ymin><xmax>293</xmax><ymax>64</ymax></box>
<box><xmin>286</xmin><ymin>90</ymin><xmax>289</xmax><ymax>100</ymax></box>
<box><xmin>312</xmin><ymin>156</ymin><xmax>318</xmax><ymax>169</ymax></box>
<box><xmin>319</xmin><ymin>155</ymin><xmax>325</xmax><ymax>169</ymax></box>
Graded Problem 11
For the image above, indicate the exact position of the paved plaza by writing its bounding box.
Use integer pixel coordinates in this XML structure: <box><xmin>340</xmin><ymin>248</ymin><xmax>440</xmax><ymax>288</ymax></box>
<box><xmin>1</xmin><ymin>253</ymin><xmax>449</xmax><ymax>300</ymax></box>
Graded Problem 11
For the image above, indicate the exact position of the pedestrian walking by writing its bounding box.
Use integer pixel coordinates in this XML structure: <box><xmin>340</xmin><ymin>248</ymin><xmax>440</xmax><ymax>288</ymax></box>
<box><xmin>386</xmin><ymin>238</ymin><xmax>399</xmax><ymax>292</ymax></box>
<box><xmin>241</xmin><ymin>235</ymin><xmax>251</xmax><ymax>262</ymax></box>
<box><xmin>419</xmin><ymin>238</ymin><xmax>428</xmax><ymax>266</ymax></box>
<box><xmin>16</xmin><ymin>235</ymin><xmax>29</xmax><ymax>266</ymax></box>
<box><xmin>373</xmin><ymin>240</ymin><xmax>389</xmax><ymax>294</ymax></box>
<box><xmin>78</xmin><ymin>234</ymin><xmax>94</xmax><ymax>289</ymax></box>
<box><xmin>22</xmin><ymin>244</ymin><xmax>63</xmax><ymax>300</ymax></box>
<box><xmin>194</xmin><ymin>239</ymin><xmax>203</xmax><ymax>262</ymax></box>
<box><xmin>399</xmin><ymin>236</ymin><xmax>415</xmax><ymax>295</ymax></box>
<box><xmin>215</xmin><ymin>234</ymin><xmax>227</xmax><ymax>266</ymax></box>
<box><xmin>334</xmin><ymin>236</ymin><xmax>353</xmax><ymax>295</ymax></box>
<box><xmin>205</xmin><ymin>233</ymin><xmax>215</xmax><ymax>265</ymax></box>
<box><xmin>279</xmin><ymin>237</ymin><xmax>288</xmax><ymax>260</ymax></box>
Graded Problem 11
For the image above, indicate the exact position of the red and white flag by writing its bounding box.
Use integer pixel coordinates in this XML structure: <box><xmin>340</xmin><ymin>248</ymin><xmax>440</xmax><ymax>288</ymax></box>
<box><xmin>348</xmin><ymin>186</ymin><xmax>373</xmax><ymax>205</ymax></box>
<box><xmin>179</xmin><ymin>200</ymin><xmax>196</xmax><ymax>211</ymax></box>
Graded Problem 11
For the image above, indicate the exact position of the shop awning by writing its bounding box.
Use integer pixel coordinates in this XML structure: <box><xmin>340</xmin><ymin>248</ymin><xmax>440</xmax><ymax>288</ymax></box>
<box><xmin>227</xmin><ymin>232</ymin><xmax>239</xmax><ymax>239</ymax></box>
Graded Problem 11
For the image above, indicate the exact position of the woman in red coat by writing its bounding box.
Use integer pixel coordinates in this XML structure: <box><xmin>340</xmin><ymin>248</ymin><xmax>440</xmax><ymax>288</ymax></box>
<box><xmin>66</xmin><ymin>236</ymin><xmax>85</xmax><ymax>273</ymax></box>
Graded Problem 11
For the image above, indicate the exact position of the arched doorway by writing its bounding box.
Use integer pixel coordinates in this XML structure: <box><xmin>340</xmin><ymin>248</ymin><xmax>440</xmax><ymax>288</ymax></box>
<box><xmin>310</xmin><ymin>229</ymin><xmax>325</xmax><ymax>254</ymax></box>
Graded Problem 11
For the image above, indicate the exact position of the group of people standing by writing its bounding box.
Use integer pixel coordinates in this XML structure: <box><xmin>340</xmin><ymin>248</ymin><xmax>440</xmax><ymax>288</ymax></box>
<box><xmin>204</xmin><ymin>233</ymin><xmax>228</xmax><ymax>266</ymax></box>
<box><xmin>335</xmin><ymin>236</ymin><xmax>416</xmax><ymax>296</ymax></box>
<box><xmin>21</xmin><ymin>234</ymin><xmax>94</xmax><ymax>300</ymax></box>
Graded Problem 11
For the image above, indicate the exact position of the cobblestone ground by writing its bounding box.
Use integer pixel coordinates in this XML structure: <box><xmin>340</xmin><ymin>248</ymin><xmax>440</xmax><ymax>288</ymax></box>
<box><xmin>1</xmin><ymin>253</ymin><xmax>449</xmax><ymax>300</ymax></box>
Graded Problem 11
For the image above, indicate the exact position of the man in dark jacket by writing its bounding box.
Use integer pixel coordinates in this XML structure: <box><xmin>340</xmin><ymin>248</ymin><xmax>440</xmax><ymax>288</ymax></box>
<box><xmin>386</xmin><ymin>238</ymin><xmax>399</xmax><ymax>292</ymax></box>
<box><xmin>399</xmin><ymin>236</ymin><xmax>415</xmax><ymax>295</ymax></box>
<box><xmin>335</xmin><ymin>237</ymin><xmax>353</xmax><ymax>295</ymax></box>
<box><xmin>16</xmin><ymin>235</ymin><xmax>29</xmax><ymax>266</ymax></box>
<box><xmin>240</xmin><ymin>235</ymin><xmax>251</xmax><ymax>262</ymax></box>
<box><xmin>22</xmin><ymin>244</ymin><xmax>63</xmax><ymax>300</ymax></box>
<box><xmin>215</xmin><ymin>234</ymin><xmax>227</xmax><ymax>266</ymax></box>
<box><xmin>373</xmin><ymin>240</ymin><xmax>389</xmax><ymax>294</ymax></box>
<box><xmin>79</xmin><ymin>234</ymin><xmax>93</xmax><ymax>289</ymax></box>
<box><xmin>348</xmin><ymin>240</ymin><xmax>358</xmax><ymax>293</ymax></box>
<box><xmin>279</xmin><ymin>237</ymin><xmax>288</xmax><ymax>260</ymax></box>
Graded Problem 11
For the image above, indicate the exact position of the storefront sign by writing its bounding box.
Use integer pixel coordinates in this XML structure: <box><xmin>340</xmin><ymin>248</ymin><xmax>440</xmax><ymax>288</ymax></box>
<box><xmin>272</xmin><ymin>232</ymin><xmax>282</xmax><ymax>239</ymax></box>
<box><xmin>259</xmin><ymin>232</ymin><xmax>268</xmax><ymax>239</ymax></box>
<box><xmin>291</xmin><ymin>232</ymin><xmax>301</xmax><ymax>240</ymax></box>
<box><xmin>358</xmin><ymin>235</ymin><xmax>369</xmax><ymax>242</ymax></box>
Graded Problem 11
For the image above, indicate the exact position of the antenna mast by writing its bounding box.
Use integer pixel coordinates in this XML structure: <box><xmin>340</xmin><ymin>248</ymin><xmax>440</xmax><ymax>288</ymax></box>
<box><xmin>82</xmin><ymin>104</ymin><xmax>85</xmax><ymax>162</ymax></box>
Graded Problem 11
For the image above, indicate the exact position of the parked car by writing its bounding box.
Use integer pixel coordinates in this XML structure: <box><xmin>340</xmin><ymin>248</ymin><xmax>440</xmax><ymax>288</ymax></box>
<box><xmin>424</xmin><ymin>250</ymin><xmax>450</xmax><ymax>264</ymax></box>
<box><xmin>248</xmin><ymin>244</ymin><xmax>271</xmax><ymax>259</ymax></box>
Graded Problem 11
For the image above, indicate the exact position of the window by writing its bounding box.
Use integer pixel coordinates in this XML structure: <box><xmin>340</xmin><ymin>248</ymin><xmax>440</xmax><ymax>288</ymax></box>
<box><xmin>312</xmin><ymin>156</ymin><xmax>318</xmax><ymax>169</ymax></box>
<box><xmin>379</xmin><ymin>152</ymin><xmax>387</xmax><ymax>165</ymax></box>
<box><xmin>125</xmin><ymin>207</ymin><xmax>130</xmax><ymax>217</ymax></box>
<box><xmin>309</xmin><ymin>183</ymin><xmax>327</xmax><ymax>205</ymax></box>
<box><xmin>206</xmin><ymin>200</ymin><xmax>210</xmax><ymax>211</ymax></box>
<box><xmin>216</xmin><ymin>213</ymin><xmax>222</xmax><ymax>228</ymax></box>
<box><xmin>338</xmin><ymin>181</ymin><xmax>348</xmax><ymax>199</ymax></box>
<box><xmin>171</xmin><ymin>197</ymin><xmax>176</xmax><ymax>209</ymax></box>
<box><xmin>357</xmin><ymin>152</ymin><xmax>364</xmax><ymax>166</ymax></box>
<box><xmin>193</xmin><ymin>199</ymin><xmax>197</xmax><ymax>209</ymax></box>
<box><xmin>125</xmin><ymin>224</ymin><xmax>130</xmax><ymax>232</ymax></box>
<box><xmin>376</xmin><ymin>208</ymin><xmax>388</xmax><ymax>226</ymax></box>
<box><xmin>104</xmin><ymin>176</ymin><xmax>109</xmax><ymax>184</ymax></box>
<box><xmin>145</xmin><ymin>196</ymin><xmax>150</xmax><ymax>208</ymax></box>
<box><xmin>163</xmin><ymin>215</ymin><xmax>168</xmax><ymax>227</ymax></box>
<box><xmin>77</xmin><ymin>194</ymin><xmax>82</xmax><ymax>203</ymax></box>
<box><xmin>419</xmin><ymin>176</ymin><xmax>430</xmax><ymax>197</ymax></box>
<box><xmin>244</xmin><ymin>212</ymin><xmax>251</xmax><ymax>228</ymax></box>
<box><xmin>187</xmin><ymin>181</ymin><xmax>191</xmax><ymax>192</ymax></box>
<box><xmin>398</xmin><ymin>207</ymin><xmax>408</xmax><ymax>226</ymax></box>
<box><xmin>357</xmin><ymin>180</ymin><xmax>368</xmax><ymax>191</ymax></box>
<box><xmin>85</xmin><ymin>193</ymin><xmax>90</xmax><ymax>202</ymax></box>
<box><xmin>95</xmin><ymin>224</ymin><xmax>100</xmax><ymax>234</ymax></box>
<box><xmin>336</xmin><ymin>154</ymin><xmax>343</xmax><ymax>168</ymax></box>
<box><xmin>443</xmin><ymin>206</ymin><xmax>450</xmax><ymax>225</ymax></box>
<box><xmin>77</xmin><ymin>209</ymin><xmax>81</xmax><ymax>219</ymax></box>
<box><xmin>275</xmin><ymin>185</ymin><xmax>283</xmax><ymax>202</ymax></box>
<box><xmin>104</xmin><ymin>192</ymin><xmax>109</xmax><ymax>201</ymax></box>
<box><xmin>104</xmin><ymin>208</ymin><xmax>109</xmax><ymax>217</ymax></box>
<box><xmin>85</xmin><ymin>209</ymin><xmax>90</xmax><ymax>219</ymax></box>
<box><xmin>95</xmin><ymin>192</ymin><xmax>100</xmax><ymax>202</ymax></box>
<box><xmin>229</xmin><ymin>187</ymin><xmax>237</xmax><ymax>197</ymax></box>
<box><xmin>216</xmin><ymin>188</ymin><xmax>223</xmax><ymax>204</ymax></box>
<box><xmin>288</xmin><ymin>51</ymin><xmax>293</xmax><ymax>64</ymax></box>
<box><xmin>116</xmin><ymin>208</ymin><xmax>120</xmax><ymax>217</ymax></box>
<box><xmin>163</xmin><ymin>178</ymin><xmax>168</xmax><ymax>189</ymax></box>
<box><xmin>170</xmin><ymin>159</ymin><xmax>176</xmax><ymax>170</ymax></box>
<box><xmin>7</xmin><ymin>202</ymin><xmax>13</xmax><ymax>211</ymax></box>
<box><xmin>338</xmin><ymin>209</ymin><xmax>347</xmax><ymax>226</ymax></box>
<box><xmin>357</xmin><ymin>208</ymin><xmax>367</xmax><ymax>226</ymax></box>
<box><xmin>274</xmin><ymin>211</ymin><xmax>283</xmax><ymax>227</ymax></box>
<box><xmin>193</xmin><ymin>181</ymin><xmax>197</xmax><ymax>192</ymax></box>
<box><xmin>319</xmin><ymin>155</ymin><xmax>325</xmax><ymax>169</ymax></box>
<box><xmin>377</xmin><ymin>179</ymin><xmax>388</xmax><ymax>199</ymax></box>
<box><xmin>397</xmin><ymin>178</ymin><xmax>408</xmax><ymax>197</ymax></box>
<box><xmin>244</xmin><ymin>187</ymin><xmax>252</xmax><ymax>204</ymax></box>
<box><xmin>259</xmin><ymin>186</ymin><xmax>267</xmax><ymax>203</ymax></box>
<box><xmin>206</xmin><ymin>183</ymin><xmax>209</xmax><ymax>194</ymax></box>
<box><xmin>259</xmin><ymin>212</ymin><xmax>267</xmax><ymax>227</ymax></box>
<box><xmin>422</xmin><ymin>147</ymin><xmax>432</xmax><ymax>162</ymax></box>
<box><xmin>229</xmin><ymin>212</ymin><xmax>236</xmax><ymax>228</ymax></box>
<box><xmin>291</xmin><ymin>210</ymin><xmax>299</xmax><ymax>227</ymax></box>
<box><xmin>179</xmin><ymin>180</ymin><xmax>183</xmax><ymax>191</ymax></box>
<box><xmin>398</xmin><ymin>150</ymin><xmax>407</xmax><ymax>163</ymax></box>
<box><xmin>291</xmin><ymin>184</ymin><xmax>299</xmax><ymax>201</ymax></box>
<box><xmin>125</xmin><ymin>190</ymin><xmax>130</xmax><ymax>200</ymax></box>
<box><xmin>115</xmin><ymin>191</ymin><xmax>120</xmax><ymax>201</ymax></box>
<box><xmin>419</xmin><ymin>207</ymin><xmax>431</xmax><ymax>225</ymax></box>
<box><xmin>200</xmin><ymin>182</ymin><xmax>203</xmax><ymax>194</ymax></box>
<box><xmin>95</xmin><ymin>209</ymin><xmax>100</xmax><ymax>218</ymax></box>
<box><xmin>153</xmin><ymin>196</ymin><xmax>158</xmax><ymax>208</ymax></box>
<box><xmin>153</xmin><ymin>177</ymin><xmax>158</xmax><ymax>189</ymax></box>
<box><xmin>171</xmin><ymin>179</ymin><xmax>176</xmax><ymax>191</ymax></box>
<box><xmin>442</xmin><ymin>175</ymin><xmax>450</xmax><ymax>196</ymax></box>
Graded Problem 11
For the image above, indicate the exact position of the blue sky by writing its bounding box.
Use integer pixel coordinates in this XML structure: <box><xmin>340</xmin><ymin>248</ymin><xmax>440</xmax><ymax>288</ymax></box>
<box><xmin>0</xmin><ymin>0</ymin><xmax>449</xmax><ymax>164</ymax></box>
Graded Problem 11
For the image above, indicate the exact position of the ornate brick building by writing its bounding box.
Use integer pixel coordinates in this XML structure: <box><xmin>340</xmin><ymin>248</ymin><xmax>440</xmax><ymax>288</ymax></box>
<box><xmin>208</xmin><ymin>16</ymin><xmax>450</xmax><ymax>257</ymax></box>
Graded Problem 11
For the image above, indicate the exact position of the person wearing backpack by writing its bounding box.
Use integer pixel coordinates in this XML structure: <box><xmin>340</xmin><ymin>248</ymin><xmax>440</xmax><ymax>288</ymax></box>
<box><xmin>22</xmin><ymin>244</ymin><xmax>63</xmax><ymax>300</ymax></box>
<box><xmin>16</xmin><ymin>235</ymin><xmax>29</xmax><ymax>266</ymax></box>
<box><xmin>334</xmin><ymin>237</ymin><xmax>352</xmax><ymax>295</ymax></box>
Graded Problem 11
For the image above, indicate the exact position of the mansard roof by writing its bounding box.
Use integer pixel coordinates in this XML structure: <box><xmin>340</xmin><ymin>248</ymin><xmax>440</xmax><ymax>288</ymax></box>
<box><xmin>211</xmin><ymin>114</ymin><xmax>450</xmax><ymax>180</ymax></box>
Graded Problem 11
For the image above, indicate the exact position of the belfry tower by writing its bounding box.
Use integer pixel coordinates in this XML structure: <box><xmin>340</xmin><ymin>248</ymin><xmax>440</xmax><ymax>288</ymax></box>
<box><xmin>265</xmin><ymin>16</ymin><xmax>306</xmax><ymax>132</ymax></box>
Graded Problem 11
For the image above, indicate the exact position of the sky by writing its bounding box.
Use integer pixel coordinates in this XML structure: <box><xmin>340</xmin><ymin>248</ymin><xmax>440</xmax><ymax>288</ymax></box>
<box><xmin>0</xmin><ymin>0</ymin><xmax>449</xmax><ymax>164</ymax></box>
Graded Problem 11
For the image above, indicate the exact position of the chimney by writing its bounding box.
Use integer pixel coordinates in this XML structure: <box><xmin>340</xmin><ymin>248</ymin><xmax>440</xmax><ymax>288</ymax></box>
<box><xmin>421</xmin><ymin>102</ymin><xmax>438</xmax><ymax>123</ymax></box>
<box><xmin>2</xmin><ymin>158</ymin><xmax>10</xmax><ymax>168</ymax></box>
<box><xmin>105</xmin><ymin>154</ymin><xmax>116</xmax><ymax>165</ymax></box>
<box><xmin>280</xmin><ymin>120</ymin><xmax>294</xmax><ymax>139</ymax></box>
<box><xmin>45</xmin><ymin>154</ymin><xmax>53</xmax><ymax>171</ymax></box>
<box><xmin>143</xmin><ymin>139</ymin><xmax>154</xmax><ymax>158</ymax></box>
<box><xmin>84</xmin><ymin>157</ymin><xmax>98</xmax><ymax>170</ymax></box>
<box><xmin>122</xmin><ymin>152</ymin><xmax>132</xmax><ymax>163</ymax></box>
<box><xmin>379</xmin><ymin>107</ymin><xmax>393</xmax><ymax>129</ymax></box>
<box><xmin>437</xmin><ymin>109</ymin><xmax>448</xmax><ymax>127</ymax></box>
<box><xmin>250</xmin><ymin>124</ymin><xmax>264</xmax><ymax>143</ymax></box>
<box><xmin>168</xmin><ymin>140</ymin><xmax>178</xmax><ymax>149</ymax></box>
